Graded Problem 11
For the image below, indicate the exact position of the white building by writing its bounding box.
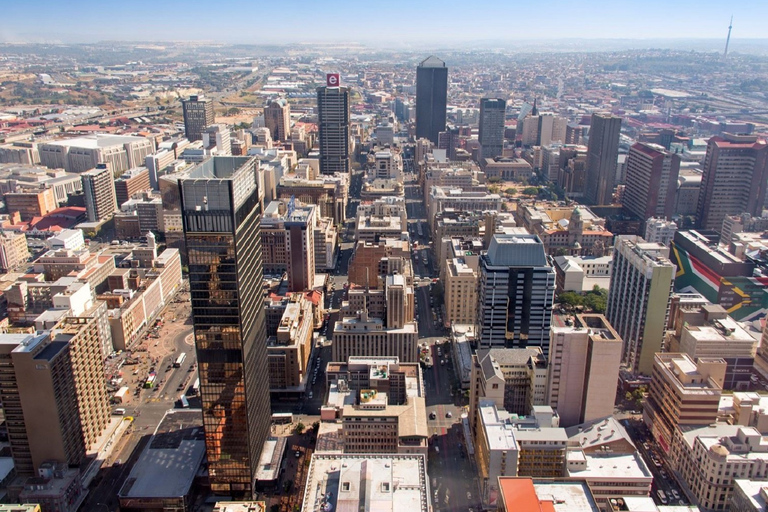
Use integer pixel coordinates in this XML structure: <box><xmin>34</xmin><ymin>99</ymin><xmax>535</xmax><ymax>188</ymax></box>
<box><xmin>644</xmin><ymin>217</ymin><xmax>678</xmax><ymax>246</ymax></box>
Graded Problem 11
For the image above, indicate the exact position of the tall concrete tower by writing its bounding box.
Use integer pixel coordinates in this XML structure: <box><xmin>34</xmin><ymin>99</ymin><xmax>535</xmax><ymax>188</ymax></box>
<box><xmin>724</xmin><ymin>16</ymin><xmax>733</xmax><ymax>58</ymax></box>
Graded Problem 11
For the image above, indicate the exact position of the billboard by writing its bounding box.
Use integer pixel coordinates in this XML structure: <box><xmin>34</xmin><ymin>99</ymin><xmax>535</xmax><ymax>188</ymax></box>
<box><xmin>326</xmin><ymin>73</ymin><xmax>340</xmax><ymax>87</ymax></box>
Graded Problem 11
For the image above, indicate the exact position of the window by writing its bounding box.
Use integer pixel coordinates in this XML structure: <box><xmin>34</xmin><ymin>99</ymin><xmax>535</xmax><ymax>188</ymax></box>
<box><xmin>342</xmin><ymin>482</ymin><xmax>350</xmax><ymax>491</ymax></box>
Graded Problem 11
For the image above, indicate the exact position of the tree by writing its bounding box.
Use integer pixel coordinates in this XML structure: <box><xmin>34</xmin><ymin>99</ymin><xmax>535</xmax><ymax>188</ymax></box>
<box><xmin>488</xmin><ymin>176</ymin><xmax>503</xmax><ymax>184</ymax></box>
<box><xmin>505</xmin><ymin>187</ymin><xmax>518</xmax><ymax>196</ymax></box>
<box><xmin>226</xmin><ymin>107</ymin><xmax>241</xmax><ymax>116</ymax></box>
<box><xmin>523</xmin><ymin>186</ymin><xmax>539</xmax><ymax>196</ymax></box>
<box><xmin>557</xmin><ymin>292</ymin><xmax>583</xmax><ymax>307</ymax></box>
<box><xmin>294</xmin><ymin>422</ymin><xmax>305</xmax><ymax>435</ymax></box>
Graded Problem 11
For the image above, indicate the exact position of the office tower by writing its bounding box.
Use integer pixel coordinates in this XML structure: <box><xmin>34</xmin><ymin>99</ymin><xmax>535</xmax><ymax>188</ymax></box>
<box><xmin>0</xmin><ymin>325</ymin><xmax>109</xmax><ymax>476</ymax></box>
<box><xmin>623</xmin><ymin>143</ymin><xmax>680</xmax><ymax>228</ymax></box>
<box><xmin>606</xmin><ymin>236</ymin><xmax>675</xmax><ymax>375</ymax></box>
<box><xmin>584</xmin><ymin>113</ymin><xmax>622</xmax><ymax>205</ymax></box>
<box><xmin>546</xmin><ymin>314</ymin><xmax>622</xmax><ymax>427</ymax></box>
<box><xmin>264</xmin><ymin>99</ymin><xmax>291</xmax><ymax>142</ymax></box>
<box><xmin>415</xmin><ymin>56</ymin><xmax>448</xmax><ymax>145</ymax></box>
<box><xmin>477</xmin><ymin>234</ymin><xmax>556</xmax><ymax>356</ymax></box>
<box><xmin>81</xmin><ymin>164</ymin><xmax>118</xmax><ymax>222</ymax></box>
<box><xmin>182</xmin><ymin>95</ymin><xmax>215</xmax><ymax>142</ymax></box>
<box><xmin>179</xmin><ymin>156</ymin><xmax>270</xmax><ymax>497</ymax></box>
<box><xmin>203</xmin><ymin>124</ymin><xmax>232</xmax><ymax>156</ymax></box>
<box><xmin>317</xmin><ymin>83</ymin><xmax>350</xmax><ymax>174</ymax></box>
<box><xmin>643</xmin><ymin>353</ymin><xmax>724</xmax><ymax>452</ymax></box>
<box><xmin>285</xmin><ymin>200</ymin><xmax>316</xmax><ymax>292</ymax></box>
<box><xmin>114</xmin><ymin>167</ymin><xmax>151</xmax><ymax>207</ymax></box>
<box><xmin>479</xmin><ymin>98</ymin><xmax>506</xmax><ymax>161</ymax></box>
<box><xmin>696</xmin><ymin>133</ymin><xmax>768</xmax><ymax>232</ymax></box>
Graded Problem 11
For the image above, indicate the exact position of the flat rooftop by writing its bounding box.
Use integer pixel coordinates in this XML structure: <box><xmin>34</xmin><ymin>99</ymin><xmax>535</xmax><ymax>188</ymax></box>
<box><xmin>568</xmin><ymin>453</ymin><xmax>652</xmax><ymax>480</ymax></box>
<box><xmin>302</xmin><ymin>454</ymin><xmax>429</xmax><ymax>512</ymax></box>
<box><xmin>118</xmin><ymin>410</ymin><xmax>205</xmax><ymax>500</ymax></box>
<box><xmin>212</xmin><ymin>502</ymin><xmax>266</xmax><ymax>512</ymax></box>
<box><xmin>497</xmin><ymin>478</ymin><xmax>600</xmax><ymax>512</ymax></box>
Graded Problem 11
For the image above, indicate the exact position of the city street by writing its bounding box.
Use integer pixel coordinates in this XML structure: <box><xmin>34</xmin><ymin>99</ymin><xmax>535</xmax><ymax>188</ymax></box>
<box><xmin>624</xmin><ymin>418</ymin><xmax>689</xmax><ymax>507</ymax></box>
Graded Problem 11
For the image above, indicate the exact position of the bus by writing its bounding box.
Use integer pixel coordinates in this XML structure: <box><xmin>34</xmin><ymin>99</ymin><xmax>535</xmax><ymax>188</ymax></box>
<box><xmin>417</xmin><ymin>221</ymin><xmax>423</xmax><ymax>238</ymax></box>
<box><xmin>144</xmin><ymin>373</ymin><xmax>156</xmax><ymax>389</ymax></box>
<box><xmin>189</xmin><ymin>378</ymin><xmax>200</xmax><ymax>396</ymax></box>
<box><xmin>173</xmin><ymin>353</ymin><xmax>187</xmax><ymax>368</ymax></box>
<box><xmin>271</xmin><ymin>412</ymin><xmax>293</xmax><ymax>424</ymax></box>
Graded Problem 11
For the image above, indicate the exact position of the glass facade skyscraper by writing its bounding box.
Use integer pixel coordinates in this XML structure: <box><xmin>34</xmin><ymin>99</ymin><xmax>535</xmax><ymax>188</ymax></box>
<box><xmin>415</xmin><ymin>56</ymin><xmax>448</xmax><ymax>145</ymax></box>
<box><xmin>179</xmin><ymin>156</ymin><xmax>270</xmax><ymax>497</ymax></box>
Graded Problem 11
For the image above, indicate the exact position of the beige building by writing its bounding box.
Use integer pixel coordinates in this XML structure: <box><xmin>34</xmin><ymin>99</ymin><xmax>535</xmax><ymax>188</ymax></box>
<box><xmin>547</xmin><ymin>314</ymin><xmax>622</xmax><ymax>427</ymax></box>
<box><xmin>267</xmin><ymin>294</ymin><xmax>314</xmax><ymax>392</ymax></box>
<box><xmin>643</xmin><ymin>353</ymin><xmax>725</xmax><ymax>453</ymax></box>
<box><xmin>0</xmin><ymin>325</ymin><xmax>108</xmax><ymax>476</ymax></box>
<box><xmin>276</xmin><ymin>172</ymin><xmax>348</xmax><ymax>224</ymax></box>
<box><xmin>0</xmin><ymin>231</ymin><xmax>29</xmax><ymax>271</ymax></box>
<box><xmin>333</xmin><ymin>273</ymin><xmax>418</xmax><ymax>363</ymax></box>
<box><xmin>38</xmin><ymin>134</ymin><xmax>154</xmax><ymax>174</ymax></box>
<box><xmin>445</xmin><ymin>257</ymin><xmax>479</xmax><ymax>325</ymax></box>
<box><xmin>114</xmin><ymin>167</ymin><xmax>151</xmax><ymax>207</ymax></box>
<box><xmin>516</xmin><ymin>204</ymin><xmax>613</xmax><ymax>257</ymax></box>
<box><xmin>428</xmin><ymin>186</ymin><xmax>502</xmax><ymax>225</ymax></box>
<box><xmin>470</xmin><ymin>348</ymin><xmax>548</xmax><ymax>431</ymax></box>
<box><xmin>670</xmin><ymin>424</ymin><xmax>768</xmax><ymax>512</ymax></box>
<box><xmin>354</xmin><ymin>196</ymin><xmax>407</xmax><ymax>243</ymax></box>
<box><xmin>81</xmin><ymin>165</ymin><xmax>118</xmax><ymax>222</ymax></box>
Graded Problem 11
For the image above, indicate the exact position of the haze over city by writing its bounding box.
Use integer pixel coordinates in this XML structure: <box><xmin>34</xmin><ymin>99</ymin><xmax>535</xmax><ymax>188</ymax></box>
<box><xmin>2</xmin><ymin>2</ymin><xmax>768</xmax><ymax>512</ymax></box>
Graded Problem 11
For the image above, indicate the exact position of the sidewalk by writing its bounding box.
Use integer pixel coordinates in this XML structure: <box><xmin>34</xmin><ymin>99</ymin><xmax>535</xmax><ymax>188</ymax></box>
<box><xmin>81</xmin><ymin>416</ymin><xmax>133</xmax><ymax>487</ymax></box>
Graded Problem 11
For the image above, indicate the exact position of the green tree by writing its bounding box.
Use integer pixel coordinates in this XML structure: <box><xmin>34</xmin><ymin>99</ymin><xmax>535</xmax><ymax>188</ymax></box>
<box><xmin>488</xmin><ymin>176</ymin><xmax>503</xmax><ymax>184</ymax></box>
<box><xmin>523</xmin><ymin>186</ymin><xmax>539</xmax><ymax>196</ymax></box>
<box><xmin>294</xmin><ymin>422</ymin><xmax>305</xmax><ymax>435</ymax></box>
<box><xmin>558</xmin><ymin>292</ymin><xmax>583</xmax><ymax>307</ymax></box>
<box><xmin>505</xmin><ymin>187</ymin><xmax>518</xmax><ymax>196</ymax></box>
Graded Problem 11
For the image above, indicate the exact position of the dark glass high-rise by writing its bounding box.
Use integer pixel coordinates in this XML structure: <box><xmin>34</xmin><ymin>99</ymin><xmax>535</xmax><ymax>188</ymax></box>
<box><xmin>415</xmin><ymin>56</ymin><xmax>448</xmax><ymax>145</ymax></box>
<box><xmin>179</xmin><ymin>156</ymin><xmax>270</xmax><ymax>498</ymax></box>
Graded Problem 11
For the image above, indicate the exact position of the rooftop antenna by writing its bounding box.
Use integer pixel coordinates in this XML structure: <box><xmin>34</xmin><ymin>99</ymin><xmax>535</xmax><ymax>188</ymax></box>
<box><xmin>724</xmin><ymin>15</ymin><xmax>733</xmax><ymax>59</ymax></box>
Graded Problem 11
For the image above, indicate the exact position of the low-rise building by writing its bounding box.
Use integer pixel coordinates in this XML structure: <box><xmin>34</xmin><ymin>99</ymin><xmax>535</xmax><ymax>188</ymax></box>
<box><xmin>553</xmin><ymin>254</ymin><xmax>612</xmax><ymax>292</ymax></box>
<box><xmin>428</xmin><ymin>187</ymin><xmax>502</xmax><ymax>225</ymax></box>
<box><xmin>301</xmin><ymin>454</ymin><xmax>430</xmax><ymax>512</ymax></box>
<box><xmin>118</xmin><ymin>410</ymin><xmax>206</xmax><ymax>512</ymax></box>
<box><xmin>644</xmin><ymin>217</ymin><xmax>677</xmax><ymax>246</ymax></box>
<box><xmin>516</xmin><ymin>204</ymin><xmax>613</xmax><ymax>257</ymax></box>
<box><xmin>475</xmin><ymin>401</ymin><xmax>567</xmax><ymax>506</ymax></box>
<box><xmin>670</xmin><ymin>424</ymin><xmax>768</xmax><ymax>512</ymax></box>
<box><xmin>5</xmin><ymin>188</ymin><xmax>58</xmax><ymax>221</ymax></box>
<box><xmin>354</xmin><ymin>196</ymin><xmax>407</xmax><ymax>243</ymax></box>
<box><xmin>731</xmin><ymin>479</ymin><xmax>768</xmax><ymax>512</ymax></box>
<box><xmin>18</xmin><ymin>462</ymin><xmax>85</xmax><ymax>512</ymax></box>
<box><xmin>497</xmin><ymin>478</ymin><xmax>600</xmax><ymax>512</ymax></box>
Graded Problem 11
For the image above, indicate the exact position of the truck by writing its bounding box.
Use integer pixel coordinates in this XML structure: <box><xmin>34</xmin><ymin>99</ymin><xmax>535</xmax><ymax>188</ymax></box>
<box><xmin>114</xmin><ymin>386</ymin><xmax>130</xmax><ymax>404</ymax></box>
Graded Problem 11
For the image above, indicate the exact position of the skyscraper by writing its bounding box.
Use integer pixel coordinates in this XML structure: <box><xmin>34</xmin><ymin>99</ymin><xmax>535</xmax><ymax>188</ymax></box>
<box><xmin>285</xmin><ymin>200</ymin><xmax>316</xmax><ymax>292</ymax></box>
<box><xmin>264</xmin><ymin>99</ymin><xmax>291</xmax><ymax>142</ymax></box>
<box><xmin>81</xmin><ymin>164</ymin><xmax>118</xmax><ymax>222</ymax></box>
<box><xmin>317</xmin><ymin>82</ymin><xmax>350</xmax><ymax>174</ymax></box>
<box><xmin>477</xmin><ymin>234</ymin><xmax>556</xmax><ymax>356</ymax></box>
<box><xmin>606</xmin><ymin>236</ymin><xmax>675</xmax><ymax>375</ymax></box>
<box><xmin>415</xmin><ymin>56</ymin><xmax>448</xmax><ymax>145</ymax></box>
<box><xmin>546</xmin><ymin>314</ymin><xmax>622</xmax><ymax>427</ymax></box>
<box><xmin>584</xmin><ymin>113</ymin><xmax>622</xmax><ymax>205</ymax></box>
<box><xmin>623</xmin><ymin>142</ymin><xmax>681</xmax><ymax>229</ymax></box>
<box><xmin>179</xmin><ymin>156</ymin><xmax>270</xmax><ymax>497</ymax></box>
<box><xmin>182</xmin><ymin>95</ymin><xmax>215</xmax><ymax>142</ymax></box>
<box><xmin>696</xmin><ymin>133</ymin><xmax>768</xmax><ymax>232</ymax></box>
<box><xmin>478</xmin><ymin>98</ymin><xmax>506</xmax><ymax>161</ymax></box>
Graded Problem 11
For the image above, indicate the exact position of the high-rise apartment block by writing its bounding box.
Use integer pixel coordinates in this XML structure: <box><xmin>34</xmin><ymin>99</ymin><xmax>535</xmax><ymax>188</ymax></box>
<box><xmin>606</xmin><ymin>236</ymin><xmax>674</xmax><ymax>375</ymax></box>
<box><xmin>284</xmin><ymin>200</ymin><xmax>316</xmax><ymax>292</ymax></box>
<box><xmin>317</xmin><ymin>84</ymin><xmax>350</xmax><ymax>174</ymax></box>
<box><xmin>182</xmin><ymin>95</ymin><xmax>215</xmax><ymax>142</ymax></box>
<box><xmin>477</xmin><ymin>235</ymin><xmax>556</xmax><ymax>356</ymax></box>
<box><xmin>203</xmin><ymin>124</ymin><xmax>232</xmax><ymax>156</ymax></box>
<box><xmin>696</xmin><ymin>133</ymin><xmax>768</xmax><ymax>232</ymax></box>
<box><xmin>546</xmin><ymin>314</ymin><xmax>622</xmax><ymax>427</ymax></box>
<box><xmin>479</xmin><ymin>98</ymin><xmax>506</xmax><ymax>161</ymax></box>
<box><xmin>584</xmin><ymin>113</ymin><xmax>622</xmax><ymax>205</ymax></box>
<box><xmin>0</xmin><ymin>323</ymin><xmax>109</xmax><ymax>476</ymax></box>
<box><xmin>179</xmin><ymin>156</ymin><xmax>270</xmax><ymax>497</ymax></box>
<box><xmin>81</xmin><ymin>164</ymin><xmax>118</xmax><ymax>222</ymax></box>
<box><xmin>264</xmin><ymin>99</ymin><xmax>291</xmax><ymax>142</ymax></box>
<box><xmin>0</xmin><ymin>231</ymin><xmax>30</xmax><ymax>271</ymax></box>
<box><xmin>267</xmin><ymin>293</ymin><xmax>314</xmax><ymax>392</ymax></box>
<box><xmin>415</xmin><ymin>56</ymin><xmax>448</xmax><ymax>144</ymax></box>
<box><xmin>623</xmin><ymin>142</ymin><xmax>681</xmax><ymax>228</ymax></box>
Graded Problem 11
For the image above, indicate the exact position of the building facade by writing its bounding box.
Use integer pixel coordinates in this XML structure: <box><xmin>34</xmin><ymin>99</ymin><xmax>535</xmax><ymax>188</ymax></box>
<box><xmin>179</xmin><ymin>156</ymin><xmax>270</xmax><ymax>497</ymax></box>
<box><xmin>479</xmin><ymin>98</ymin><xmax>506</xmax><ymax>161</ymax></box>
<box><xmin>317</xmin><ymin>85</ymin><xmax>350</xmax><ymax>174</ymax></box>
<box><xmin>81</xmin><ymin>164</ymin><xmax>118</xmax><ymax>222</ymax></box>
<box><xmin>182</xmin><ymin>95</ymin><xmax>215</xmax><ymax>142</ymax></box>
<box><xmin>584</xmin><ymin>113</ymin><xmax>622</xmax><ymax>206</ymax></box>
<box><xmin>415</xmin><ymin>56</ymin><xmax>448</xmax><ymax>144</ymax></box>
<box><xmin>623</xmin><ymin>142</ymin><xmax>681</xmax><ymax>229</ymax></box>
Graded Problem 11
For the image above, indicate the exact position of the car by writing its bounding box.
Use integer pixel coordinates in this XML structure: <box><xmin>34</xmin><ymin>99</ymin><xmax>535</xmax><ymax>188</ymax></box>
<box><xmin>446</xmin><ymin>411</ymin><xmax>452</xmax><ymax>418</ymax></box>
<box><xmin>113</xmin><ymin>459</ymin><xmax>122</xmax><ymax>466</ymax></box>
<box><xmin>308</xmin><ymin>391</ymin><xmax>313</xmax><ymax>399</ymax></box>
<box><xmin>467</xmin><ymin>492</ymin><xmax>472</xmax><ymax>500</ymax></box>
<box><xmin>671</xmin><ymin>490</ymin><xmax>680</xmax><ymax>499</ymax></box>
<box><xmin>429</xmin><ymin>411</ymin><xmax>437</xmax><ymax>420</ymax></box>
<box><xmin>295</xmin><ymin>451</ymin><xmax>301</xmax><ymax>458</ymax></box>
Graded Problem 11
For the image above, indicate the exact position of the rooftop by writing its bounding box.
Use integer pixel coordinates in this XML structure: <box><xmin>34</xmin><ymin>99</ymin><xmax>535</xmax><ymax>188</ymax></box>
<box><xmin>212</xmin><ymin>502</ymin><xmax>266</xmax><ymax>512</ymax></box>
<box><xmin>497</xmin><ymin>478</ymin><xmax>600</xmax><ymax>512</ymax></box>
<box><xmin>118</xmin><ymin>410</ymin><xmax>205</xmax><ymax>500</ymax></box>
<box><xmin>485</xmin><ymin>234</ymin><xmax>549</xmax><ymax>268</ymax></box>
<box><xmin>302</xmin><ymin>454</ymin><xmax>429</xmax><ymax>512</ymax></box>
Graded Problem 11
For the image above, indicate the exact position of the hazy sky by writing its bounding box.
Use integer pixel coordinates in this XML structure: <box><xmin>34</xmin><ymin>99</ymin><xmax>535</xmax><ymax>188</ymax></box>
<box><xmin>0</xmin><ymin>0</ymin><xmax>763</xmax><ymax>45</ymax></box>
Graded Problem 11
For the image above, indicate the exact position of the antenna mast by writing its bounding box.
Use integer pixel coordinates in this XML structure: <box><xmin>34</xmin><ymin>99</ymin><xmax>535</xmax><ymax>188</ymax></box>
<box><xmin>724</xmin><ymin>15</ymin><xmax>733</xmax><ymax>59</ymax></box>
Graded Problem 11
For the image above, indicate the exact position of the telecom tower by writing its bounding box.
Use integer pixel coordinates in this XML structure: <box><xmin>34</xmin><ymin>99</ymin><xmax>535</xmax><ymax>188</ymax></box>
<box><xmin>724</xmin><ymin>15</ymin><xmax>733</xmax><ymax>58</ymax></box>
